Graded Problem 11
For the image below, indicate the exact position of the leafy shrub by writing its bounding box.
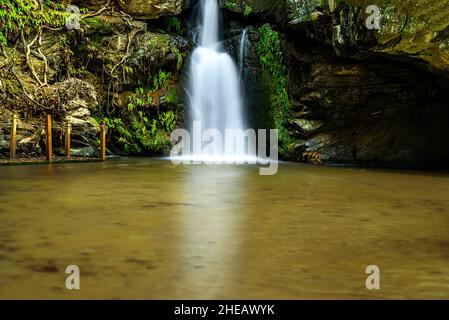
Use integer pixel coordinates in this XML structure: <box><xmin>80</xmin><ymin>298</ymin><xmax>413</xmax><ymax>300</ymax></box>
<box><xmin>243</xmin><ymin>5</ymin><xmax>253</xmax><ymax>17</ymax></box>
<box><xmin>104</xmin><ymin>70</ymin><xmax>179</xmax><ymax>155</ymax></box>
<box><xmin>223</xmin><ymin>1</ymin><xmax>239</xmax><ymax>11</ymax></box>
<box><xmin>0</xmin><ymin>0</ymin><xmax>66</xmax><ymax>45</ymax></box>
<box><xmin>165</xmin><ymin>17</ymin><xmax>181</xmax><ymax>34</ymax></box>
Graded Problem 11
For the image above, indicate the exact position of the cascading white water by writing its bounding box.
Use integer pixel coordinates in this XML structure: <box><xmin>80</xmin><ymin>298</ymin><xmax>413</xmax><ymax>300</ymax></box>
<box><xmin>239</xmin><ymin>28</ymin><xmax>249</xmax><ymax>77</ymax></box>
<box><xmin>187</xmin><ymin>0</ymin><xmax>245</xmax><ymax>158</ymax></box>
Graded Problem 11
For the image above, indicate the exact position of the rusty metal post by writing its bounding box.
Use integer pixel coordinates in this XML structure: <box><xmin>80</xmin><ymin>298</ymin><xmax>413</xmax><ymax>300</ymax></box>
<box><xmin>46</xmin><ymin>114</ymin><xmax>52</xmax><ymax>162</ymax></box>
<box><xmin>10</xmin><ymin>114</ymin><xmax>18</xmax><ymax>159</ymax></box>
<box><xmin>65</xmin><ymin>118</ymin><xmax>71</xmax><ymax>160</ymax></box>
<box><xmin>100</xmin><ymin>120</ymin><xmax>106</xmax><ymax>161</ymax></box>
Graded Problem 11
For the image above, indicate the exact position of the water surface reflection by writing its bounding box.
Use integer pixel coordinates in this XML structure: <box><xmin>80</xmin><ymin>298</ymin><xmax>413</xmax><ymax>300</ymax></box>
<box><xmin>0</xmin><ymin>159</ymin><xmax>448</xmax><ymax>299</ymax></box>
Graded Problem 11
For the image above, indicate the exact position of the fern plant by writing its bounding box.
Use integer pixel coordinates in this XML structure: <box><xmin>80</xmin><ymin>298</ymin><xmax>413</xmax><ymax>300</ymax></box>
<box><xmin>0</xmin><ymin>0</ymin><xmax>67</xmax><ymax>45</ymax></box>
<box><xmin>104</xmin><ymin>70</ymin><xmax>179</xmax><ymax>155</ymax></box>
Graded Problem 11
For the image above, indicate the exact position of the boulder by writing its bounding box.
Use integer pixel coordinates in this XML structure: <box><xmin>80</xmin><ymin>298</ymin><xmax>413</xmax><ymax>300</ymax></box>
<box><xmin>117</xmin><ymin>0</ymin><xmax>185</xmax><ymax>19</ymax></box>
<box><xmin>0</xmin><ymin>79</ymin><xmax>101</xmax><ymax>158</ymax></box>
<box><xmin>65</xmin><ymin>0</ymin><xmax>192</xmax><ymax>19</ymax></box>
<box><xmin>54</xmin><ymin>79</ymin><xmax>100</xmax><ymax>156</ymax></box>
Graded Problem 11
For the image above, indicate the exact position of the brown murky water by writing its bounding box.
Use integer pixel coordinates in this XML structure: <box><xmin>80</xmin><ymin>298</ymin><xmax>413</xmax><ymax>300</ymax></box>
<box><xmin>0</xmin><ymin>158</ymin><xmax>449</xmax><ymax>299</ymax></box>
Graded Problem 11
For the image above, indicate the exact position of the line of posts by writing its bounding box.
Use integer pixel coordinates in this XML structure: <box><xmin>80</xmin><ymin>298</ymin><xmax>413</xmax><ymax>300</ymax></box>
<box><xmin>9</xmin><ymin>114</ymin><xmax>106</xmax><ymax>162</ymax></box>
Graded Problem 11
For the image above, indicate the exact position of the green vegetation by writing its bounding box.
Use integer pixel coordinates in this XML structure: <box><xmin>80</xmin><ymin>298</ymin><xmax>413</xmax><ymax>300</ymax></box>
<box><xmin>223</xmin><ymin>0</ymin><xmax>252</xmax><ymax>16</ymax></box>
<box><xmin>243</xmin><ymin>5</ymin><xmax>253</xmax><ymax>17</ymax></box>
<box><xmin>80</xmin><ymin>16</ymin><xmax>119</xmax><ymax>36</ymax></box>
<box><xmin>144</xmin><ymin>33</ymin><xmax>184</xmax><ymax>71</ymax></box>
<box><xmin>165</xmin><ymin>17</ymin><xmax>182</xmax><ymax>34</ymax></box>
<box><xmin>223</xmin><ymin>1</ymin><xmax>239</xmax><ymax>11</ymax></box>
<box><xmin>256</xmin><ymin>24</ymin><xmax>294</xmax><ymax>157</ymax></box>
<box><xmin>287</xmin><ymin>0</ymin><xmax>325</xmax><ymax>24</ymax></box>
<box><xmin>104</xmin><ymin>70</ymin><xmax>179</xmax><ymax>155</ymax></box>
<box><xmin>104</xmin><ymin>111</ymin><xmax>175</xmax><ymax>155</ymax></box>
<box><xmin>0</xmin><ymin>0</ymin><xmax>66</xmax><ymax>45</ymax></box>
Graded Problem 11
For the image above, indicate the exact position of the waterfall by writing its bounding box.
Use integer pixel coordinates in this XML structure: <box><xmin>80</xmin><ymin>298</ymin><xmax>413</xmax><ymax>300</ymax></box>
<box><xmin>239</xmin><ymin>28</ymin><xmax>249</xmax><ymax>78</ymax></box>
<box><xmin>186</xmin><ymin>0</ymin><xmax>246</xmax><ymax>159</ymax></box>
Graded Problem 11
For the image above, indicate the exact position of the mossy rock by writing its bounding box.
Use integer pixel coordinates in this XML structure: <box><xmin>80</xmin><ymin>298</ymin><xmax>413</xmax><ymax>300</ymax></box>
<box><xmin>221</xmin><ymin>0</ymin><xmax>279</xmax><ymax>14</ymax></box>
<box><xmin>117</xmin><ymin>0</ymin><xmax>184</xmax><ymax>19</ymax></box>
<box><xmin>286</xmin><ymin>0</ymin><xmax>449</xmax><ymax>73</ymax></box>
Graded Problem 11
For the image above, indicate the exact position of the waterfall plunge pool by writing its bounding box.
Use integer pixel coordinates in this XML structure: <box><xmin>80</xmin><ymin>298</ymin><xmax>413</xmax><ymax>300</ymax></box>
<box><xmin>1</xmin><ymin>158</ymin><xmax>449</xmax><ymax>299</ymax></box>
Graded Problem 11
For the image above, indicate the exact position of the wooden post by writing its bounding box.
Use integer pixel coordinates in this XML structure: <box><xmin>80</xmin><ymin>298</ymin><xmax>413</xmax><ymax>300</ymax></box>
<box><xmin>65</xmin><ymin>118</ymin><xmax>71</xmax><ymax>160</ymax></box>
<box><xmin>10</xmin><ymin>114</ymin><xmax>18</xmax><ymax>159</ymax></box>
<box><xmin>46</xmin><ymin>114</ymin><xmax>52</xmax><ymax>162</ymax></box>
<box><xmin>100</xmin><ymin>120</ymin><xmax>106</xmax><ymax>161</ymax></box>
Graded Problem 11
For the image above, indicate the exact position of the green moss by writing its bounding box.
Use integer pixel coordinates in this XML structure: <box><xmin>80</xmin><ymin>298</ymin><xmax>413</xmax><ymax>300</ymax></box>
<box><xmin>243</xmin><ymin>5</ymin><xmax>253</xmax><ymax>17</ymax></box>
<box><xmin>223</xmin><ymin>1</ymin><xmax>239</xmax><ymax>11</ymax></box>
<box><xmin>257</xmin><ymin>24</ymin><xmax>294</xmax><ymax>157</ymax></box>
<box><xmin>165</xmin><ymin>86</ymin><xmax>179</xmax><ymax>105</ymax></box>
<box><xmin>287</xmin><ymin>0</ymin><xmax>325</xmax><ymax>24</ymax></box>
<box><xmin>144</xmin><ymin>33</ymin><xmax>183</xmax><ymax>70</ymax></box>
<box><xmin>80</xmin><ymin>17</ymin><xmax>119</xmax><ymax>35</ymax></box>
<box><xmin>223</xmin><ymin>0</ymin><xmax>277</xmax><ymax>13</ymax></box>
<box><xmin>287</xmin><ymin>0</ymin><xmax>449</xmax><ymax>71</ymax></box>
<box><xmin>3</xmin><ymin>79</ymin><xmax>21</xmax><ymax>95</ymax></box>
<box><xmin>0</xmin><ymin>0</ymin><xmax>67</xmax><ymax>45</ymax></box>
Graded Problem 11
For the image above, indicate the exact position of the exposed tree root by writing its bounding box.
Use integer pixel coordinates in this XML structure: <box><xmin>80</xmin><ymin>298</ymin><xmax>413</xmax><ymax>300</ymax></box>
<box><xmin>81</xmin><ymin>0</ymin><xmax>112</xmax><ymax>20</ymax></box>
<box><xmin>2</xmin><ymin>0</ymin><xmax>124</xmax><ymax>113</ymax></box>
<box><xmin>0</xmin><ymin>43</ymin><xmax>44</xmax><ymax>110</ymax></box>
<box><xmin>22</xmin><ymin>31</ymin><xmax>45</xmax><ymax>87</ymax></box>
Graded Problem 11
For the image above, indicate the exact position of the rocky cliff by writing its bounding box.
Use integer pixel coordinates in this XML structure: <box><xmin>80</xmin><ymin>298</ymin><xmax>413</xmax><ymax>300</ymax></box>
<box><xmin>224</xmin><ymin>0</ymin><xmax>449</xmax><ymax>167</ymax></box>
<box><xmin>279</xmin><ymin>0</ymin><xmax>449</xmax><ymax>167</ymax></box>
<box><xmin>0</xmin><ymin>0</ymin><xmax>192</xmax><ymax>157</ymax></box>
<box><xmin>1</xmin><ymin>0</ymin><xmax>448</xmax><ymax>168</ymax></box>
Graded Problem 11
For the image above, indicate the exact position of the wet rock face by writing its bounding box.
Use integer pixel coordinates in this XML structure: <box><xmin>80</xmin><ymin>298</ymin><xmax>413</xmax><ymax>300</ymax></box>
<box><xmin>286</xmin><ymin>46</ymin><xmax>449</xmax><ymax>167</ymax></box>
<box><xmin>226</xmin><ymin>27</ymin><xmax>272</xmax><ymax>131</ymax></box>
<box><xmin>284</xmin><ymin>0</ymin><xmax>449</xmax><ymax>73</ymax></box>
<box><xmin>68</xmin><ymin>0</ymin><xmax>110</xmax><ymax>10</ymax></box>
<box><xmin>281</xmin><ymin>0</ymin><xmax>449</xmax><ymax>167</ymax></box>
<box><xmin>126</xmin><ymin>32</ymin><xmax>191</xmax><ymax>84</ymax></box>
<box><xmin>220</xmin><ymin>0</ymin><xmax>279</xmax><ymax>14</ymax></box>
<box><xmin>117</xmin><ymin>0</ymin><xmax>185</xmax><ymax>19</ymax></box>
<box><xmin>75</xmin><ymin>14</ymin><xmax>190</xmax><ymax>86</ymax></box>
<box><xmin>2</xmin><ymin>0</ymin><xmax>448</xmax><ymax>165</ymax></box>
<box><xmin>68</xmin><ymin>0</ymin><xmax>193</xmax><ymax>18</ymax></box>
